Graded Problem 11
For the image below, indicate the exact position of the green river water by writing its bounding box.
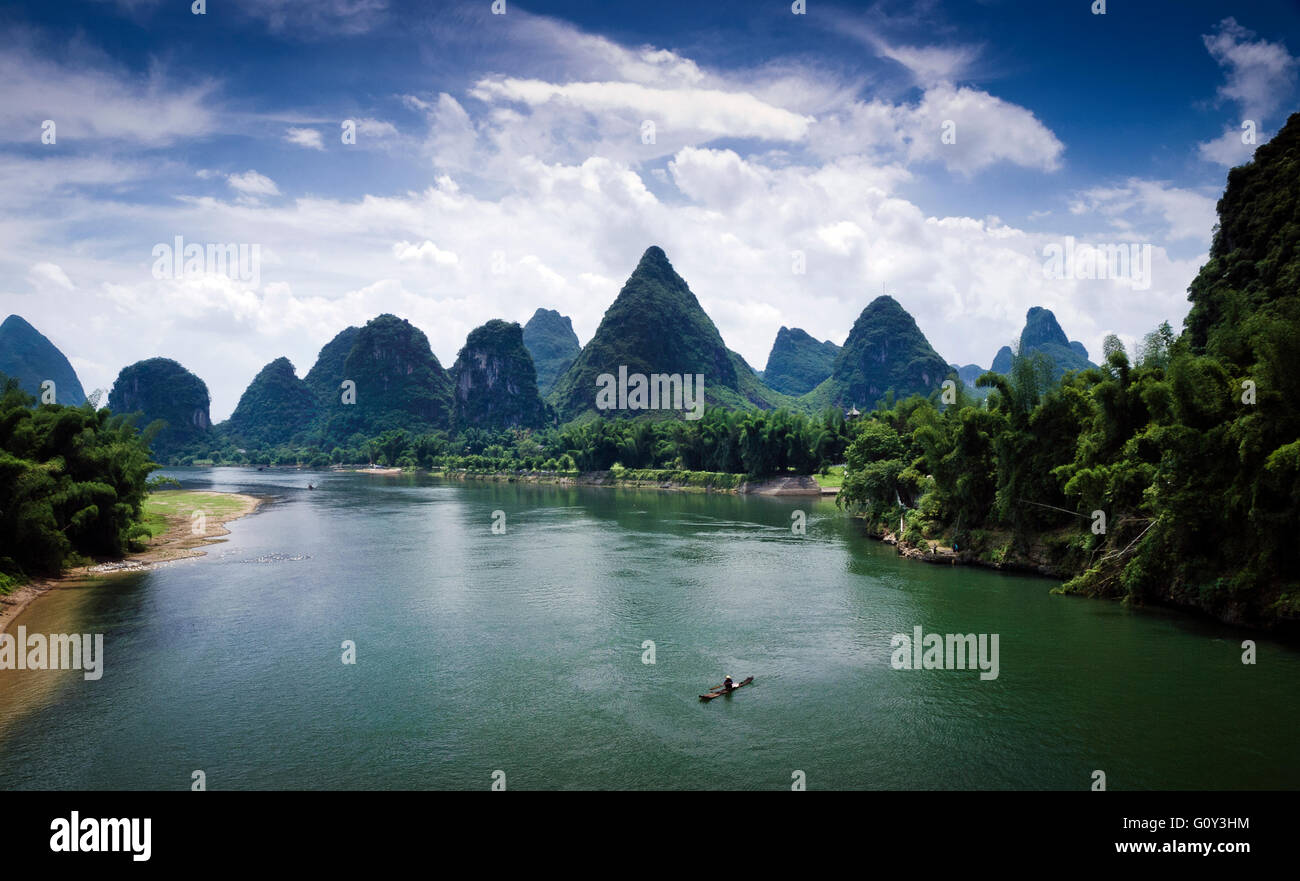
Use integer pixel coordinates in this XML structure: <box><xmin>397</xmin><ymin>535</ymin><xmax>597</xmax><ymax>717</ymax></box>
<box><xmin>0</xmin><ymin>467</ymin><xmax>1295</xmax><ymax>790</ymax></box>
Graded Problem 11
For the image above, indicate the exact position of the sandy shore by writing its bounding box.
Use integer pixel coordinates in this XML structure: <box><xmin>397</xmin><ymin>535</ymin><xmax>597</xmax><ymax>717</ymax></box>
<box><xmin>0</xmin><ymin>491</ymin><xmax>263</xmax><ymax>636</ymax></box>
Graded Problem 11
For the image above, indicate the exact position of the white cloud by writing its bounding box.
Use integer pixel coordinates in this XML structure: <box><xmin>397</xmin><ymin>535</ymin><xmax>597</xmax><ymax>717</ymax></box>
<box><xmin>469</xmin><ymin>77</ymin><xmax>815</xmax><ymax>142</ymax></box>
<box><xmin>906</xmin><ymin>84</ymin><xmax>1064</xmax><ymax>174</ymax></box>
<box><xmin>392</xmin><ymin>240</ymin><xmax>459</xmax><ymax>265</ymax></box>
<box><xmin>810</xmin><ymin>85</ymin><xmax>1063</xmax><ymax>175</ymax></box>
<box><xmin>832</xmin><ymin>15</ymin><xmax>980</xmax><ymax>88</ymax></box>
<box><xmin>354</xmin><ymin>118</ymin><xmax>398</xmax><ymax>138</ymax></box>
<box><xmin>1197</xmin><ymin>127</ymin><xmax>1256</xmax><ymax>166</ymax></box>
<box><xmin>668</xmin><ymin>148</ymin><xmax>768</xmax><ymax>209</ymax></box>
<box><xmin>1069</xmin><ymin>179</ymin><xmax>1218</xmax><ymax>245</ymax></box>
<box><xmin>0</xmin><ymin>41</ymin><xmax>218</xmax><ymax>146</ymax></box>
<box><xmin>27</xmin><ymin>262</ymin><xmax>74</xmax><ymax>291</ymax></box>
<box><xmin>1203</xmin><ymin>17</ymin><xmax>1298</xmax><ymax>121</ymax></box>
<box><xmin>284</xmin><ymin>127</ymin><xmax>325</xmax><ymax>150</ymax></box>
<box><xmin>1197</xmin><ymin>18</ymin><xmax>1298</xmax><ymax>166</ymax></box>
<box><xmin>227</xmin><ymin>170</ymin><xmax>280</xmax><ymax>197</ymax></box>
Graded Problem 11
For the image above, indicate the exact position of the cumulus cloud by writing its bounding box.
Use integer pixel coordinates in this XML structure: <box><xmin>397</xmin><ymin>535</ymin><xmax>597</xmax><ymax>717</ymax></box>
<box><xmin>810</xmin><ymin>86</ymin><xmax>1063</xmax><ymax>175</ymax></box>
<box><xmin>392</xmin><ymin>240</ymin><xmax>459</xmax><ymax>265</ymax></box>
<box><xmin>1197</xmin><ymin>18</ymin><xmax>1298</xmax><ymax>166</ymax></box>
<box><xmin>227</xmin><ymin>170</ymin><xmax>280</xmax><ymax>197</ymax></box>
<box><xmin>1068</xmin><ymin>179</ymin><xmax>1218</xmax><ymax>245</ymax></box>
<box><xmin>284</xmin><ymin>127</ymin><xmax>325</xmax><ymax>150</ymax></box>
<box><xmin>27</xmin><ymin>262</ymin><xmax>74</xmax><ymax>291</ymax></box>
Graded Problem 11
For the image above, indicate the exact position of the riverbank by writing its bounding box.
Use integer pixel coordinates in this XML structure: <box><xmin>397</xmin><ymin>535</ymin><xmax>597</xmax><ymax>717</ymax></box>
<box><xmin>860</xmin><ymin>515</ymin><xmax>1299</xmax><ymax>634</ymax></box>
<box><xmin>423</xmin><ymin>467</ymin><xmax>825</xmax><ymax>495</ymax></box>
<box><xmin>0</xmin><ymin>490</ymin><xmax>262</xmax><ymax>635</ymax></box>
<box><xmin>867</xmin><ymin>520</ymin><xmax>1074</xmax><ymax>579</ymax></box>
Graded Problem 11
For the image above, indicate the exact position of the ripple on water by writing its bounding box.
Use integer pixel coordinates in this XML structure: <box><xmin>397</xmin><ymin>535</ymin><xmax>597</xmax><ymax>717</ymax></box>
<box><xmin>236</xmin><ymin>553</ymin><xmax>312</xmax><ymax>564</ymax></box>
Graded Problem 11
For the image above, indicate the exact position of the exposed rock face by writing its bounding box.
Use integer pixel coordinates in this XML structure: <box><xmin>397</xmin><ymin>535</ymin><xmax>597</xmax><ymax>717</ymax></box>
<box><xmin>451</xmin><ymin>319</ymin><xmax>547</xmax><ymax>430</ymax></box>
<box><xmin>108</xmin><ymin>357</ymin><xmax>212</xmax><ymax>455</ymax></box>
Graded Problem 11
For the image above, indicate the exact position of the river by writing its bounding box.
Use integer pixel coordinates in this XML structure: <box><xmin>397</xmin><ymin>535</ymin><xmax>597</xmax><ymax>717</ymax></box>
<box><xmin>0</xmin><ymin>467</ymin><xmax>1295</xmax><ymax>790</ymax></box>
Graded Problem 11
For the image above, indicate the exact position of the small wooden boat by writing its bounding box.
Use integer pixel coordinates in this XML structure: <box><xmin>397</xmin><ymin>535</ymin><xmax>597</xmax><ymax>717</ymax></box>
<box><xmin>699</xmin><ymin>676</ymin><xmax>753</xmax><ymax>701</ymax></box>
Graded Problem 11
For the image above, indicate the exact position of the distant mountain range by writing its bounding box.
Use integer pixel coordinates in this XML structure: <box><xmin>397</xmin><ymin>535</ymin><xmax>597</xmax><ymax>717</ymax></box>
<box><xmin>3</xmin><ymin>247</ymin><xmax>1107</xmax><ymax>458</ymax></box>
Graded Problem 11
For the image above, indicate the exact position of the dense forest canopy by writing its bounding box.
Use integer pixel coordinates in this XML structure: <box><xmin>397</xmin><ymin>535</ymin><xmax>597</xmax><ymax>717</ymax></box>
<box><xmin>836</xmin><ymin>111</ymin><xmax>1300</xmax><ymax>629</ymax></box>
<box><xmin>0</xmin><ymin>376</ymin><xmax>156</xmax><ymax>588</ymax></box>
<box><xmin>761</xmin><ymin>326</ymin><xmax>841</xmax><ymax>396</ymax></box>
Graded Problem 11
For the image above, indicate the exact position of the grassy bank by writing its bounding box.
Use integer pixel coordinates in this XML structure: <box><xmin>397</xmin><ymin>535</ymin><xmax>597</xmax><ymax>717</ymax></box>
<box><xmin>813</xmin><ymin>465</ymin><xmax>845</xmax><ymax>489</ymax></box>
<box><xmin>141</xmin><ymin>490</ymin><xmax>258</xmax><ymax>538</ymax></box>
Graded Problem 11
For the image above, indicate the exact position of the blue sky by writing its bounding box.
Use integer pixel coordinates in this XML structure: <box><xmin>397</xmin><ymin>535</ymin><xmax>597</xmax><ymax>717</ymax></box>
<box><xmin>1</xmin><ymin>0</ymin><xmax>1297</xmax><ymax>419</ymax></box>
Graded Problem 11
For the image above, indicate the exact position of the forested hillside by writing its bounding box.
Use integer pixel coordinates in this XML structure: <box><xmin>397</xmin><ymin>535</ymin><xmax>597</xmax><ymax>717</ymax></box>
<box><xmin>837</xmin><ymin>112</ymin><xmax>1300</xmax><ymax>630</ymax></box>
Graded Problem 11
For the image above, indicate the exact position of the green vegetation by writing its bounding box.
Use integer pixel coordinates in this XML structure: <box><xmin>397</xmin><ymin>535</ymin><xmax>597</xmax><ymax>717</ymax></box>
<box><xmin>183</xmin><ymin>406</ymin><xmax>856</xmax><ymax>480</ymax></box>
<box><xmin>803</xmin><ymin>295</ymin><xmax>951</xmax><ymax>411</ymax></box>
<box><xmin>320</xmin><ymin>313</ymin><xmax>453</xmax><ymax>442</ymax></box>
<box><xmin>107</xmin><ymin>357</ymin><xmax>213</xmax><ymax>459</ymax></box>
<box><xmin>303</xmin><ymin>325</ymin><xmax>360</xmax><ymax>403</ymax></box>
<box><xmin>0</xmin><ymin>314</ymin><xmax>87</xmax><ymax>406</ymax></box>
<box><xmin>522</xmin><ymin>308</ymin><xmax>580</xmax><ymax>395</ymax></box>
<box><xmin>837</xmin><ymin>111</ymin><xmax>1300</xmax><ymax>629</ymax></box>
<box><xmin>141</xmin><ymin>490</ymin><xmax>250</xmax><ymax>539</ymax></box>
<box><xmin>0</xmin><ymin>376</ymin><xmax>156</xmax><ymax>587</ymax></box>
<box><xmin>224</xmin><ymin>357</ymin><xmax>318</xmax><ymax>447</ymax></box>
<box><xmin>549</xmin><ymin>246</ymin><xmax>791</xmax><ymax>419</ymax></box>
<box><xmin>451</xmin><ymin>319</ymin><xmax>548</xmax><ymax>430</ymax></box>
<box><xmin>762</xmin><ymin>326</ymin><xmax>840</xmax><ymax>396</ymax></box>
<box><xmin>814</xmin><ymin>464</ymin><xmax>846</xmax><ymax>489</ymax></box>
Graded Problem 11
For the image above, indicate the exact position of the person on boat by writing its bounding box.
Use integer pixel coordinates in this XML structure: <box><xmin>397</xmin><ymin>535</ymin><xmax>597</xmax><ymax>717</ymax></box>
<box><xmin>722</xmin><ymin>675</ymin><xmax>734</xmax><ymax>692</ymax></box>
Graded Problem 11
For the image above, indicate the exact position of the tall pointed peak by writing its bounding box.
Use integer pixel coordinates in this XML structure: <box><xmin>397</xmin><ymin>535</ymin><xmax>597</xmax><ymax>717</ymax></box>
<box><xmin>1020</xmin><ymin>306</ymin><xmax>1070</xmax><ymax>350</ymax></box>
